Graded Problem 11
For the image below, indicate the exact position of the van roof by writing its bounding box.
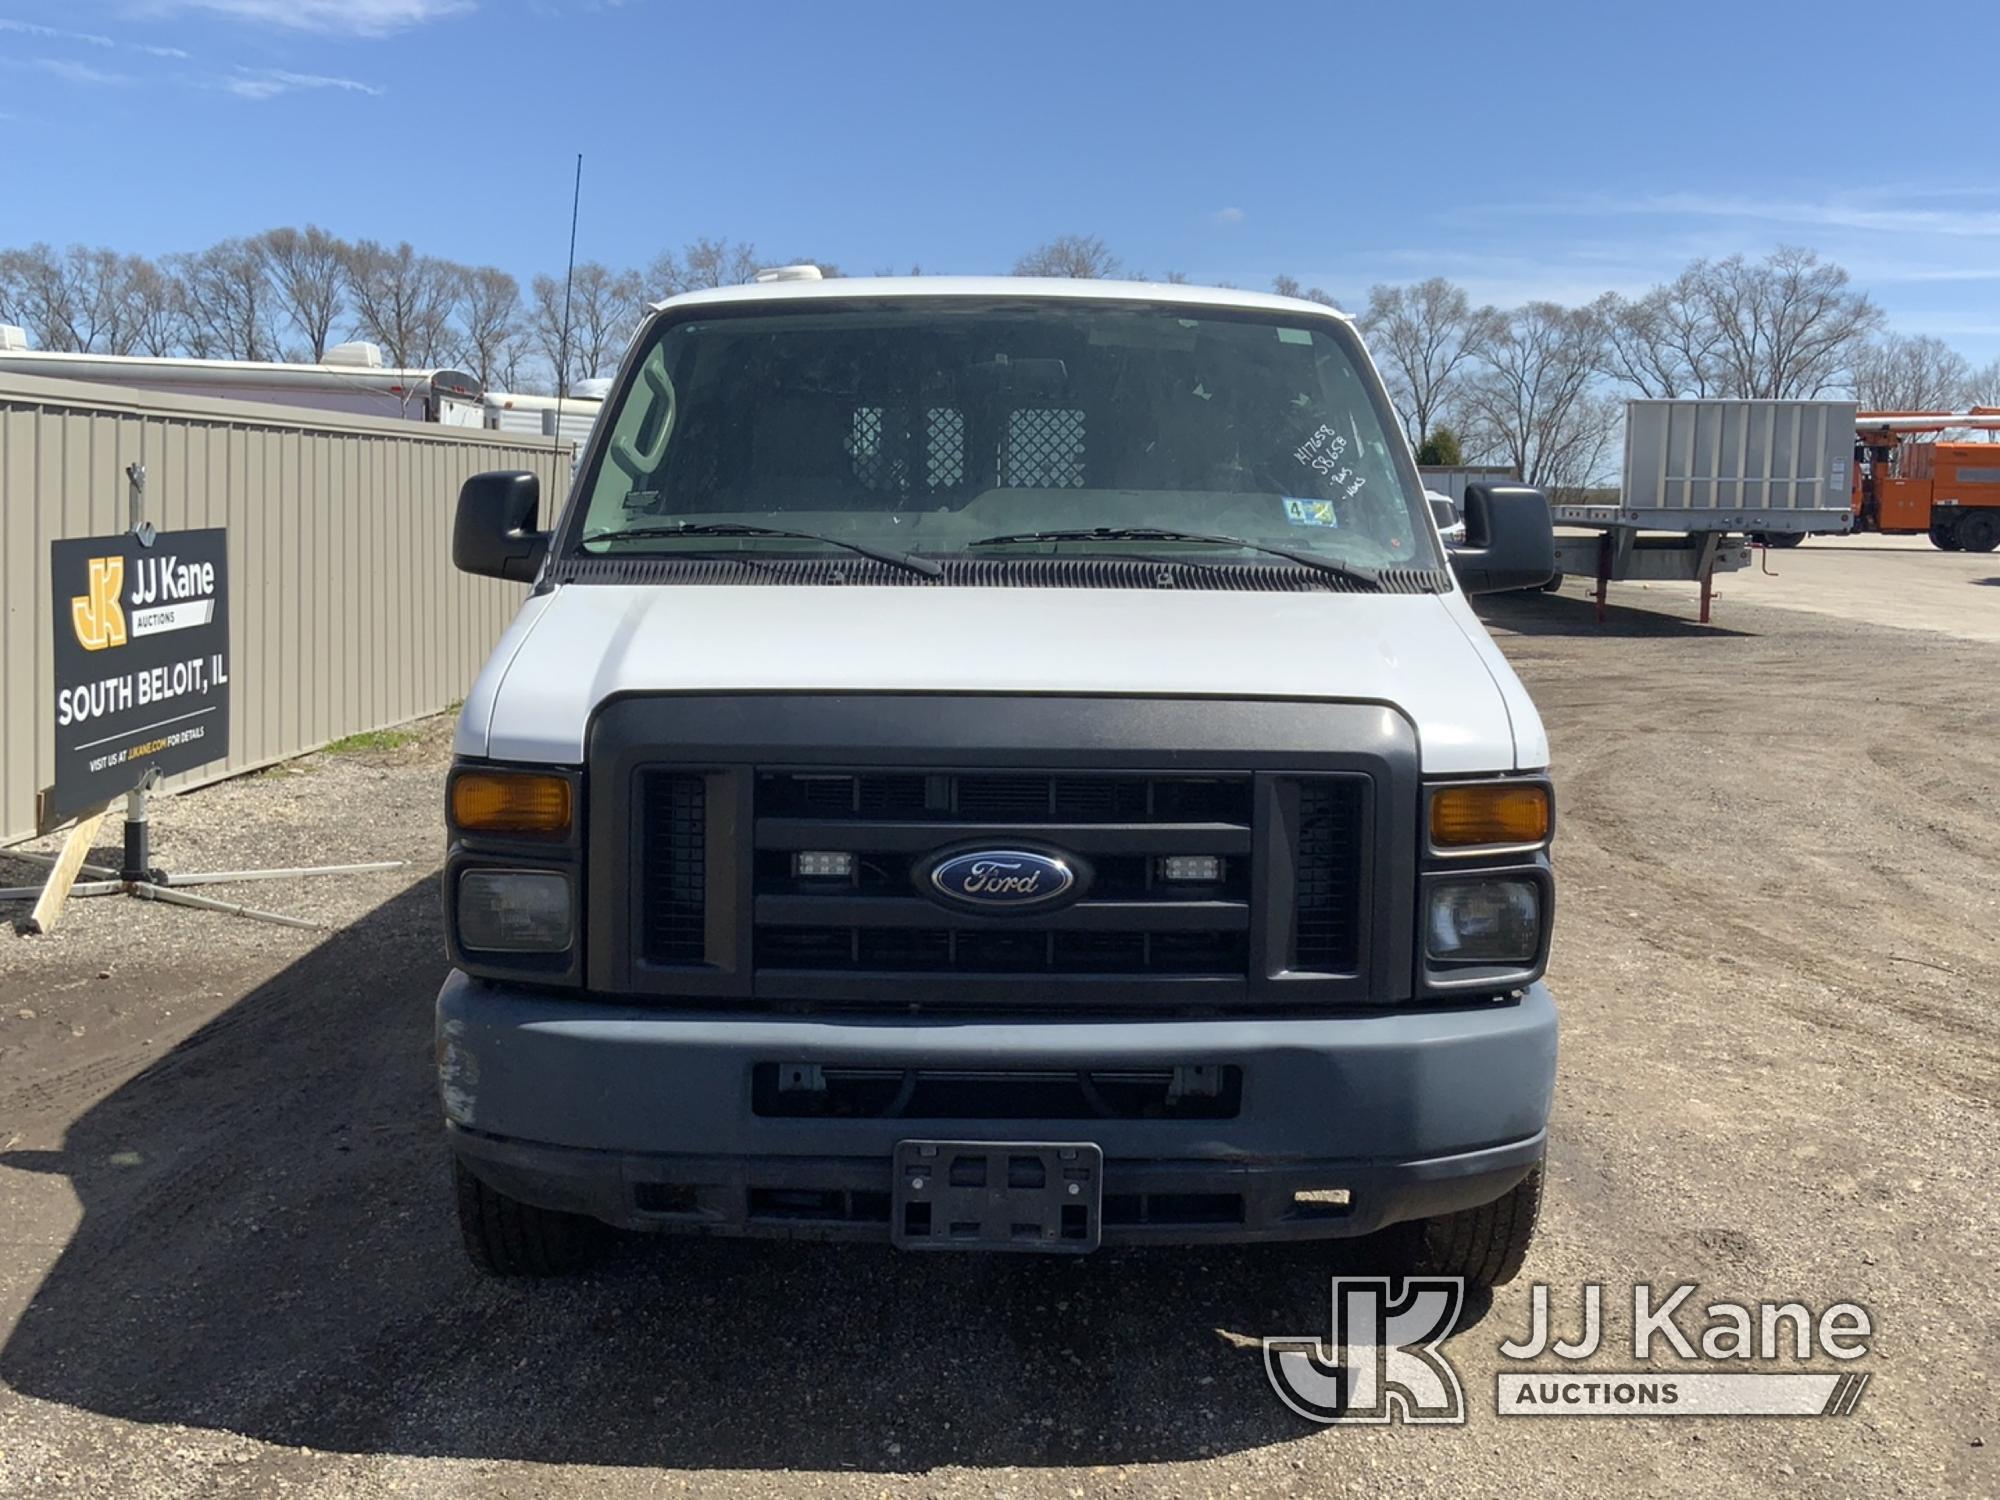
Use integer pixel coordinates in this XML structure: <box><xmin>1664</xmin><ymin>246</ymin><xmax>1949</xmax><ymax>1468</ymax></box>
<box><xmin>649</xmin><ymin>275</ymin><xmax>1354</xmax><ymax>322</ymax></box>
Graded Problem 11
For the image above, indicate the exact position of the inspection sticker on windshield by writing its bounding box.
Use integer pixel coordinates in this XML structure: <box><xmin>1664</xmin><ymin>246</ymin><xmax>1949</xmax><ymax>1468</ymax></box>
<box><xmin>1282</xmin><ymin>497</ymin><xmax>1339</xmax><ymax>528</ymax></box>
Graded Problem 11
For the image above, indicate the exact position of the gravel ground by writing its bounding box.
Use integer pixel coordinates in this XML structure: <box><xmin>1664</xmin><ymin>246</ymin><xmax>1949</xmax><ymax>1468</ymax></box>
<box><xmin>0</xmin><ymin>555</ymin><xmax>1994</xmax><ymax>1498</ymax></box>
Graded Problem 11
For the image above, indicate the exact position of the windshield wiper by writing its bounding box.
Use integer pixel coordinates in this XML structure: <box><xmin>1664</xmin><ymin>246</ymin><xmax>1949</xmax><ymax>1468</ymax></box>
<box><xmin>967</xmin><ymin>527</ymin><xmax>1382</xmax><ymax>589</ymax></box>
<box><xmin>581</xmin><ymin>522</ymin><xmax>944</xmax><ymax>579</ymax></box>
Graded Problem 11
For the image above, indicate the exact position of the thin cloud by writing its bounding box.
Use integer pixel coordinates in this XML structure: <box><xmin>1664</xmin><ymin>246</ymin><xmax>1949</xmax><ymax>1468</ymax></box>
<box><xmin>33</xmin><ymin>57</ymin><xmax>132</xmax><ymax>85</ymax></box>
<box><xmin>1210</xmin><ymin>206</ymin><xmax>1246</xmax><ymax>227</ymax></box>
<box><xmin>0</xmin><ymin>16</ymin><xmax>193</xmax><ymax>58</ymax></box>
<box><xmin>222</xmin><ymin>66</ymin><xmax>386</xmax><ymax>99</ymax></box>
<box><xmin>0</xmin><ymin>18</ymin><xmax>115</xmax><ymax>46</ymax></box>
<box><xmin>1519</xmin><ymin>190</ymin><xmax>2000</xmax><ymax>241</ymax></box>
<box><xmin>148</xmin><ymin>0</ymin><xmax>474</xmax><ymax>36</ymax></box>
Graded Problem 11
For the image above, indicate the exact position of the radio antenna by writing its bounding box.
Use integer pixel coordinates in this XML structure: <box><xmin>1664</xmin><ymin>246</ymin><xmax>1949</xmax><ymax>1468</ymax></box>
<box><xmin>552</xmin><ymin>152</ymin><xmax>583</xmax><ymax>449</ymax></box>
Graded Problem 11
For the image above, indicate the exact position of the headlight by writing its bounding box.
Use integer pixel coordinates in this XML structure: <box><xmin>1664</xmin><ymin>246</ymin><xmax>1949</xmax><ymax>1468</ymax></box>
<box><xmin>458</xmin><ymin>869</ymin><xmax>573</xmax><ymax>951</ymax></box>
<box><xmin>1427</xmin><ymin>878</ymin><xmax>1540</xmax><ymax>964</ymax></box>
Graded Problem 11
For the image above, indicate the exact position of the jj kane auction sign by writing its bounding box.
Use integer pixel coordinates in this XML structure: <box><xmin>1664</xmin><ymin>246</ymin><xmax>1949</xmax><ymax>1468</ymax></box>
<box><xmin>50</xmin><ymin>528</ymin><xmax>230</xmax><ymax>820</ymax></box>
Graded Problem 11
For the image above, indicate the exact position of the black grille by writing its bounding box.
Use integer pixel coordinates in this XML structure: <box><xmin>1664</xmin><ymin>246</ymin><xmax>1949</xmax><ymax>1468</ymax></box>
<box><xmin>758</xmin><ymin>926</ymin><xmax>1247</xmax><ymax>975</ymax></box>
<box><xmin>752</xmin><ymin>770</ymin><xmax>1254</xmax><ymax>981</ymax></box>
<box><xmin>642</xmin><ymin>773</ymin><xmax>707</xmax><ymax>963</ymax></box>
<box><xmin>757</xmin><ymin>771</ymin><xmax>1250</xmax><ymax>823</ymax></box>
<box><xmin>1293</xmin><ymin>778</ymin><xmax>1365</xmax><ymax>972</ymax></box>
<box><xmin>630</xmin><ymin>757</ymin><xmax>1379</xmax><ymax>1003</ymax></box>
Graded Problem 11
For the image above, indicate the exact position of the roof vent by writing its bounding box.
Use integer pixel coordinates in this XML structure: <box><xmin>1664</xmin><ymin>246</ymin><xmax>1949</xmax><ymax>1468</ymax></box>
<box><xmin>322</xmin><ymin>340</ymin><xmax>384</xmax><ymax>369</ymax></box>
<box><xmin>0</xmin><ymin>324</ymin><xmax>29</xmax><ymax>353</ymax></box>
<box><xmin>753</xmin><ymin>264</ymin><xmax>823</xmax><ymax>283</ymax></box>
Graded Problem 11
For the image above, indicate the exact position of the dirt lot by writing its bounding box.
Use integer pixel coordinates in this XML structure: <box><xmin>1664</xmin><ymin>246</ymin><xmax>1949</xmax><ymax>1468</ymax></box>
<box><xmin>1</xmin><ymin>548</ymin><xmax>1994</xmax><ymax>1498</ymax></box>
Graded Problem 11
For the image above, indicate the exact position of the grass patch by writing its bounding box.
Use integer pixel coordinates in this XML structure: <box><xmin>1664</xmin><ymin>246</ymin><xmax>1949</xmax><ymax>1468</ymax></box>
<box><xmin>324</xmin><ymin>727</ymin><xmax>419</xmax><ymax>754</ymax></box>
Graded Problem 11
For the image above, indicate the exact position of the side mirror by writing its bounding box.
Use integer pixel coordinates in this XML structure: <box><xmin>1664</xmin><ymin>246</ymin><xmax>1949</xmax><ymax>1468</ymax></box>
<box><xmin>454</xmin><ymin>471</ymin><xmax>548</xmax><ymax>582</ymax></box>
<box><xmin>1448</xmin><ymin>482</ymin><xmax>1555</xmax><ymax>595</ymax></box>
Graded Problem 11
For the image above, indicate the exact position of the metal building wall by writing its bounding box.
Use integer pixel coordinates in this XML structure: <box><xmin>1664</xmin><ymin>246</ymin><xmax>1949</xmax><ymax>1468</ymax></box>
<box><xmin>0</xmin><ymin>373</ymin><xmax>568</xmax><ymax>844</ymax></box>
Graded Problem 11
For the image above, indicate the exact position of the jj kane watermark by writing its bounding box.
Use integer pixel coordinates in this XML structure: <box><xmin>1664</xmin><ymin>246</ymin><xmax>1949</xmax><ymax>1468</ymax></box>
<box><xmin>1266</xmin><ymin>1280</ymin><xmax>1873</xmax><ymax>1424</ymax></box>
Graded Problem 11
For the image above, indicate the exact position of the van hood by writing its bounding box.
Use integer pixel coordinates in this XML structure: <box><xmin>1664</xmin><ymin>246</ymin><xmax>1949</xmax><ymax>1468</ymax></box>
<box><xmin>459</xmin><ymin>584</ymin><xmax>1546</xmax><ymax>774</ymax></box>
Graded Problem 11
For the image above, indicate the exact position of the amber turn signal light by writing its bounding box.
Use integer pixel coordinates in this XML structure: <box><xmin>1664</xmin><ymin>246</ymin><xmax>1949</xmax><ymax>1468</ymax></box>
<box><xmin>1430</xmin><ymin>783</ymin><xmax>1550</xmax><ymax>848</ymax></box>
<box><xmin>451</xmin><ymin>770</ymin><xmax>572</xmax><ymax>835</ymax></box>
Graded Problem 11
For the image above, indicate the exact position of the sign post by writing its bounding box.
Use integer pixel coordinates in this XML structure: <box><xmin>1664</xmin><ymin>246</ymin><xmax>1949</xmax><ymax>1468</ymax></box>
<box><xmin>8</xmin><ymin>463</ymin><xmax>404</xmax><ymax>933</ymax></box>
<box><xmin>49</xmin><ymin>465</ymin><xmax>231</xmax><ymax>838</ymax></box>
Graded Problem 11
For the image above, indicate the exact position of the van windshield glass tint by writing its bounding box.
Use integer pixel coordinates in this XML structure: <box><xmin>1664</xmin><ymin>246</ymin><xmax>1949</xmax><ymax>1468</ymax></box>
<box><xmin>570</xmin><ymin>300</ymin><xmax>1435</xmax><ymax>569</ymax></box>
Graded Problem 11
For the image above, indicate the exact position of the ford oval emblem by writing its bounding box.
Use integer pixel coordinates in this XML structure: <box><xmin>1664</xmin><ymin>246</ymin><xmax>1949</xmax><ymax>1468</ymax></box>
<box><xmin>926</xmin><ymin>849</ymin><xmax>1078</xmax><ymax>911</ymax></box>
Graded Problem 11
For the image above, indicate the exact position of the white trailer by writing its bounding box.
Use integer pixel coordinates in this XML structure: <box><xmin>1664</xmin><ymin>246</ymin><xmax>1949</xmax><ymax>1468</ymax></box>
<box><xmin>0</xmin><ymin>327</ymin><xmax>482</xmax><ymax>424</ymax></box>
<box><xmin>481</xmin><ymin>385</ymin><xmax>606</xmax><ymax>448</ymax></box>
<box><xmin>1550</xmin><ymin>399</ymin><xmax>1857</xmax><ymax>622</ymax></box>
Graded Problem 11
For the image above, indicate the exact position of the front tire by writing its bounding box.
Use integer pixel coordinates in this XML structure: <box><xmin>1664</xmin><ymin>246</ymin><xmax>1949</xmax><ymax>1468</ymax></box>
<box><xmin>1930</xmin><ymin>525</ymin><xmax>1961</xmax><ymax>551</ymax></box>
<box><xmin>1412</xmin><ymin>1160</ymin><xmax>1543</xmax><ymax>1289</ymax></box>
<box><xmin>454</xmin><ymin>1158</ymin><xmax>598</xmax><ymax>1276</ymax></box>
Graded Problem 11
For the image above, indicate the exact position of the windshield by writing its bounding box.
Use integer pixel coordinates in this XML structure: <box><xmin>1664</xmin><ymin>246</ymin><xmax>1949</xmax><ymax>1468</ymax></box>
<box><xmin>566</xmin><ymin>299</ymin><xmax>1437</xmax><ymax>570</ymax></box>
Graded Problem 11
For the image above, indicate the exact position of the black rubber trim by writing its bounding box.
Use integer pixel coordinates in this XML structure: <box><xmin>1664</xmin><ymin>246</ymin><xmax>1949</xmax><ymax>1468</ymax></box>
<box><xmin>546</xmin><ymin>553</ymin><xmax>1449</xmax><ymax>594</ymax></box>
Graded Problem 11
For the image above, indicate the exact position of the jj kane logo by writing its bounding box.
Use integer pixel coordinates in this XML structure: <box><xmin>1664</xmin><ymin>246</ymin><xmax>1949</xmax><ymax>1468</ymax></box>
<box><xmin>1264</xmin><ymin>1277</ymin><xmax>1467</xmax><ymax>1424</ymax></box>
<box><xmin>71</xmin><ymin>556</ymin><xmax>126</xmax><ymax>651</ymax></box>
<box><xmin>69</xmin><ymin>549</ymin><xmax>218</xmax><ymax>652</ymax></box>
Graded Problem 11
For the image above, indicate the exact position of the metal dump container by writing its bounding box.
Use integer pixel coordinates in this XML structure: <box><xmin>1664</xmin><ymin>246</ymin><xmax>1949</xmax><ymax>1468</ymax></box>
<box><xmin>1560</xmin><ymin>399</ymin><xmax>1856</xmax><ymax>534</ymax></box>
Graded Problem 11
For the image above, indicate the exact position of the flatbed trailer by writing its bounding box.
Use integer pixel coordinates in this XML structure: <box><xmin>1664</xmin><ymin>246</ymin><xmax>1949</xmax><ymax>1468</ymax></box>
<box><xmin>1551</xmin><ymin>399</ymin><xmax>1856</xmax><ymax>621</ymax></box>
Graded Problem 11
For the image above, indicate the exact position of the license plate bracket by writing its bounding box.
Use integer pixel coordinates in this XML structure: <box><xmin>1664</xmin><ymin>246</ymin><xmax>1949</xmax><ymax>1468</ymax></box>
<box><xmin>891</xmin><ymin>1139</ymin><xmax>1103</xmax><ymax>1253</ymax></box>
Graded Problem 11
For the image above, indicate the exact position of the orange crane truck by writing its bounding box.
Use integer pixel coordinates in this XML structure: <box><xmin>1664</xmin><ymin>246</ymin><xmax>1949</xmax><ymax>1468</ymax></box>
<box><xmin>1852</xmin><ymin>410</ymin><xmax>2000</xmax><ymax>552</ymax></box>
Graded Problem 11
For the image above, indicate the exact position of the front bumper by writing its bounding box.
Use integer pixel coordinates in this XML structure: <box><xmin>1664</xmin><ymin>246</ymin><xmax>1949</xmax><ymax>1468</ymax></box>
<box><xmin>437</xmin><ymin>972</ymin><xmax>1557</xmax><ymax>1245</ymax></box>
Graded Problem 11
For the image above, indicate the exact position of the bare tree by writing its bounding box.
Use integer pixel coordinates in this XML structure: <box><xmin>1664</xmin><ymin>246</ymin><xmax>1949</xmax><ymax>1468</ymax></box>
<box><xmin>260</xmin><ymin>225</ymin><xmax>349</xmax><ymax>361</ymax></box>
<box><xmin>126</xmin><ymin>257</ymin><xmax>184</xmax><ymax>356</ymax></box>
<box><xmin>1596</xmin><ymin>270</ymin><xmax>1725</xmax><ymax>397</ymax></box>
<box><xmin>1693</xmin><ymin>246</ymin><xmax>1882</xmax><ymax>400</ymax></box>
<box><xmin>81</xmin><ymin>249</ymin><xmax>159</xmax><ymax>354</ymax></box>
<box><xmin>454</xmin><ymin>265</ymin><xmax>525</xmax><ymax>390</ymax></box>
<box><xmin>169</xmin><ymin>240</ymin><xmax>280</xmax><ymax>361</ymax></box>
<box><xmin>1849</xmin><ymin>334</ymin><xmax>1974</xmax><ymax>412</ymax></box>
<box><xmin>1013</xmin><ymin>235</ymin><xmax>1121</xmax><ymax>279</ymax></box>
<box><xmin>649</xmin><ymin>238</ymin><xmax>760</xmax><ymax>297</ymax></box>
<box><xmin>0</xmin><ymin>244</ymin><xmax>161</xmax><ymax>353</ymax></box>
<box><xmin>342</xmin><ymin>239</ymin><xmax>460</xmax><ymax>369</ymax></box>
<box><xmin>531</xmin><ymin>261</ymin><xmax>643</xmax><ymax>393</ymax></box>
<box><xmin>1970</xmin><ymin>359</ymin><xmax>2000</xmax><ymax>408</ymax></box>
<box><xmin>0</xmin><ymin>244</ymin><xmax>83</xmax><ymax>350</ymax></box>
<box><xmin>1271</xmin><ymin>273</ymin><xmax>1339</xmax><ymax>306</ymax></box>
<box><xmin>1360</xmin><ymin>277</ymin><xmax>1502</xmax><ymax>447</ymax></box>
<box><xmin>1459</xmin><ymin>301</ymin><xmax>1618</xmax><ymax>499</ymax></box>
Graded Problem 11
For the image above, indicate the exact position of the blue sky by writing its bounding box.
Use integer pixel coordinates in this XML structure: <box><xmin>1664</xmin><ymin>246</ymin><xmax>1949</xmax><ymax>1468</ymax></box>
<box><xmin>4</xmin><ymin>0</ymin><xmax>2000</xmax><ymax>361</ymax></box>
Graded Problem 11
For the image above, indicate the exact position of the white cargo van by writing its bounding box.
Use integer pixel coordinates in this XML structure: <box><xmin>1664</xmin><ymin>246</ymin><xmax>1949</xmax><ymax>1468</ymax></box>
<box><xmin>440</xmin><ymin>278</ymin><xmax>1559</xmax><ymax>1282</ymax></box>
